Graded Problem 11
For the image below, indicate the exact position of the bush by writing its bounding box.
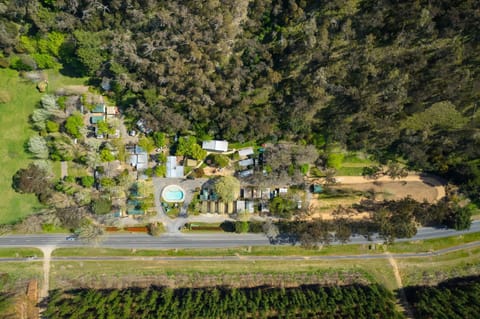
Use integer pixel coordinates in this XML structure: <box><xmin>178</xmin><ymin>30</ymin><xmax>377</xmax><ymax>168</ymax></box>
<box><xmin>80</xmin><ymin>176</ymin><xmax>95</xmax><ymax>188</ymax></box>
<box><xmin>10</xmin><ymin>55</ymin><xmax>35</xmax><ymax>71</ymax></box>
<box><xmin>92</xmin><ymin>198</ymin><xmax>112</xmax><ymax>215</ymax></box>
<box><xmin>32</xmin><ymin>53</ymin><xmax>59</xmax><ymax>69</ymax></box>
<box><xmin>193</xmin><ymin>168</ymin><xmax>205</xmax><ymax>178</ymax></box>
<box><xmin>327</xmin><ymin>153</ymin><xmax>344</xmax><ymax>170</ymax></box>
<box><xmin>42</xmin><ymin>223</ymin><xmax>55</xmax><ymax>232</ymax></box>
<box><xmin>154</xmin><ymin>165</ymin><xmax>166</xmax><ymax>177</ymax></box>
<box><xmin>147</xmin><ymin>223</ymin><xmax>165</xmax><ymax>236</ymax></box>
<box><xmin>46</xmin><ymin>120</ymin><xmax>59</xmax><ymax>133</ymax></box>
<box><xmin>248</xmin><ymin>221</ymin><xmax>265</xmax><ymax>233</ymax></box>
<box><xmin>235</xmin><ymin>221</ymin><xmax>249</xmax><ymax>233</ymax></box>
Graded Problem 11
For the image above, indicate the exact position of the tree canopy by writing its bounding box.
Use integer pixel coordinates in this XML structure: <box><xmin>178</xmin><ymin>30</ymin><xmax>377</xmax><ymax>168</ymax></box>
<box><xmin>214</xmin><ymin>176</ymin><xmax>240</xmax><ymax>202</ymax></box>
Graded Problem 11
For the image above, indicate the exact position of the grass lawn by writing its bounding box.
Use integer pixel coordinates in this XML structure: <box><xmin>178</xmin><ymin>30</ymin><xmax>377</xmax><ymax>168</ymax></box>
<box><xmin>0</xmin><ymin>248</ymin><xmax>43</xmax><ymax>258</ymax></box>
<box><xmin>0</xmin><ymin>69</ymin><xmax>44</xmax><ymax>224</ymax></box>
<box><xmin>0</xmin><ymin>261</ymin><xmax>43</xmax><ymax>286</ymax></box>
<box><xmin>335</xmin><ymin>166</ymin><xmax>365</xmax><ymax>176</ymax></box>
<box><xmin>53</xmin><ymin>243</ymin><xmax>385</xmax><ymax>258</ymax></box>
<box><xmin>387</xmin><ymin>232</ymin><xmax>480</xmax><ymax>253</ymax></box>
<box><xmin>336</xmin><ymin>152</ymin><xmax>376</xmax><ymax>176</ymax></box>
<box><xmin>0</xmin><ymin>69</ymin><xmax>86</xmax><ymax>224</ymax></box>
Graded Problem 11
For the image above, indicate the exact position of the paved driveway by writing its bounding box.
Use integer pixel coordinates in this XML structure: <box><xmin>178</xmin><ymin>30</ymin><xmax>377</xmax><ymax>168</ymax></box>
<box><xmin>152</xmin><ymin>177</ymin><xmax>208</xmax><ymax>232</ymax></box>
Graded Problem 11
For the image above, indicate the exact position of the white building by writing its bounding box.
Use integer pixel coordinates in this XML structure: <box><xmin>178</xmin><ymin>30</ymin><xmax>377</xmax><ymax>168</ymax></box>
<box><xmin>238</xmin><ymin>147</ymin><xmax>254</xmax><ymax>157</ymax></box>
<box><xmin>166</xmin><ymin>156</ymin><xmax>184</xmax><ymax>178</ymax></box>
<box><xmin>202</xmin><ymin>140</ymin><xmax>229</xmax><ymax>152</ymax></box>
<box><xmin>238</xmin><ymin>158</ymin><xmax>254</xmax><ymax>167</ymax></box>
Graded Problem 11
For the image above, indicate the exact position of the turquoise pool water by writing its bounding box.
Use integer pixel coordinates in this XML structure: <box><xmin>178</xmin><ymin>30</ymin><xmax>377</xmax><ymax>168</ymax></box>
<box><xmin>162</xmin><ymin>185</ymin><xmax>185</xmax><ymax>202</ymax></box>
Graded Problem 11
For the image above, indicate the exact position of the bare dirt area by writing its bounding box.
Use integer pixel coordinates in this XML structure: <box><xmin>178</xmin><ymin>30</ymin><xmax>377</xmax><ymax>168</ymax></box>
<box><xmin>51</xmin><ymin>269</ymin><xmax>370</xmax><ymax>290</ymax></box>
<box><xmin>203</xmin><ymin>166</ymin><xmax>235</xmax><ymax>177</ymax></box>
<box><xmin>55</xmin><ymin>85</ymin><xmax>89</xmax><ymax>95</ymax></box>
<box><xmin>333</xmin><ymin>181</ymin><xmax>438</xmax><ymax>202</ymax></box>
<box><xmin>308</xmin><ymin>174</ymin><xmax>445</xmax><ymax>220</ymax></box>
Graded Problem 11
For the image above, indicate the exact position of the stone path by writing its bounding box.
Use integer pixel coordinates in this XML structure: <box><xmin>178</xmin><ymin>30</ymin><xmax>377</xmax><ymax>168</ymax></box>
<box><xmin>60</xmin><ymin>161</ymin><xmax>68</xmax><ymax>179</ymax></box>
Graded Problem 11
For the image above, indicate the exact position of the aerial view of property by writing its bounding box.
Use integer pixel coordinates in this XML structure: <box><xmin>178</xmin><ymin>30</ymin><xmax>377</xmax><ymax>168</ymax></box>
<box><xmin>0</xmin><ymin>1</ymin><xmax>479</xmax><ymax>318</ymax></box>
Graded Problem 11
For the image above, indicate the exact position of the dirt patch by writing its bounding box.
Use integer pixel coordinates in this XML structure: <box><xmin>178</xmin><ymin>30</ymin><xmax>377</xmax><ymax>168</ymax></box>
<box><xmin>308</xmin><ymin>178</ymin><xmax>440</xmax><ymax>220</ymax></box>
<box><xmin>53</xmin><ymin>271</ymin><xmax>370</xmax><ymax>290</ymax></box>
<box><xmin>203</xmin><ymin>166</ymin><xmax>234</xmax><ymax>177</ymax></box>
<box><xmin>55</xmin><ymin>85</ymin><xmax>89</xmax><ymax>96</ymax></box>
<box><xmin>333</xmin><ymin>181</ymin><xmax>438</xmax><ymax>202</ymax></box>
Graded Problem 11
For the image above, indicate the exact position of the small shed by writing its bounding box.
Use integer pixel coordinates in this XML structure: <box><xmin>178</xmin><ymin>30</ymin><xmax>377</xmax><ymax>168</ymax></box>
<box><xmin>218</xmin><ymin>202</ymin><xmax>225</xmax><ymax>214</ymax></box>
<box><xmin>313</xmin><ymin>184</ymin><xmax>323</xmax><ymax>194</ymax></box>
<box><xmin>238</xmin><ymin>169</ymin><xmax>253</xmax><ymax>178</ymax></box>
<box><xmin>236</xmin><ymin>200</ymin><xmax>245</xmax><ymax>213</ymax></box>
<box><xmin>92</xmin><ymin>104</ymin><xmax>106</xmax><ymax>114</ymax></box>
<box><xmin>239</xmin><ymin>158</ymin><xmax>254</xmax><ymax>167</ymax></box>
<box><xmin>106</xmin><ymin>106</ymin><xmax>118</xmax><ymax>115</ymax></box>
<box><xmin>227</xmin><ymin>202</ymin><xmax>234</xmax><ymax>214</ymax></box>
<box><xmin>246</xmin><ymin>201</ymin><xmax>254</xmax><ymax>213</ymax></box>
<box><xmin>202</xmin><ymin>140</ymin><xmax>229</xmax><ymax>152</ymax></box>
<box><xmin>90</xmin><ymin>115</ymin><xmax>105</xmax><ymax>124</ymax></box>
<box><xmin>238</xmin><ymin>147</ymin><xmax>254</xmax><ymax>157</ymax></box>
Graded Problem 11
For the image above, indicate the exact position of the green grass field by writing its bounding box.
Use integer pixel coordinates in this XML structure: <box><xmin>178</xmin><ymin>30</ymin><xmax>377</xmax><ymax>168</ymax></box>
<box><xmin>336</xmin><ymin>152</ymin><xmax>376</xmax><ymax>176</ymax></box>
<box><xmin>0</xmin><ymin>69</ymin><xmax>44</xmax><ymax>223</ymax></box>
<box><xmin>0</xmin><ymin>69</ymin><xmax>86</xmax><ymax>224</ymax></box>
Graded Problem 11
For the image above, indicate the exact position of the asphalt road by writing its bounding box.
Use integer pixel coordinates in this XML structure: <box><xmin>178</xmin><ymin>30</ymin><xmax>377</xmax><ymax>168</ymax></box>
<box><xmin>0</xmin><ymin>220</ymin><xmax>478</xmax><ymax>250</ymax></box>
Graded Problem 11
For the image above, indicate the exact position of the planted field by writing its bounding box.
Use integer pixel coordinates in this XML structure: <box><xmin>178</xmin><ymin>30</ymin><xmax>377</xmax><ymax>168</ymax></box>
<box><xmin>45</xmin><ymin>284</ymin><xmax>403</xmax><ymax>319</ymax></box>
<box><xmin>405</xmin><ymin>275</ymin><xmax>480</xmax><ymax>319</ymax></box>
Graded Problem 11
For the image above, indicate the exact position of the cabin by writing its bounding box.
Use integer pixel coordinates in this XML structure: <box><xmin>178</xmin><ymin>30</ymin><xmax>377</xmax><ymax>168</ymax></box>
<box><xmin>202</xmin><ymin>140</ymin><xmax>229</xmax><ymax>152</ymax></box>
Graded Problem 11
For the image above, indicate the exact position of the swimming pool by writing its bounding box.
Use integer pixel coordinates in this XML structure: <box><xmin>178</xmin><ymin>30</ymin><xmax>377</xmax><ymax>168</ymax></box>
<box><xmin>162</xmin><ymin>185</ymin><xmax>185</xmax><ymax>202</ymax></box>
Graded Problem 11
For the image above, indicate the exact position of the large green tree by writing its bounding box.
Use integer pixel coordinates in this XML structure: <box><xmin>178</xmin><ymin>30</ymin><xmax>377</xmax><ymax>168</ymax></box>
<box><xmin>213</xmin><ymin>176</ymin><xmax>240</xmax><ymax>202</ymax></box>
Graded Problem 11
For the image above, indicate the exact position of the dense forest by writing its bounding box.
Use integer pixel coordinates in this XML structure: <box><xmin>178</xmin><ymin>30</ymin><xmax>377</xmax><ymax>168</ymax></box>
<box><xmin>0</xmin><ymin>0</ymin><xmax>479</xmax><ymax>200</ymax></box>
<box><xmin>405</xmin><ymin>275</ymin><xmax>480</xmax><ymax>319</ymax></box>
<box><xmin>45</xmin><ymin>284</ymin><xmax>403</xmax><ymax>319</ymax></box>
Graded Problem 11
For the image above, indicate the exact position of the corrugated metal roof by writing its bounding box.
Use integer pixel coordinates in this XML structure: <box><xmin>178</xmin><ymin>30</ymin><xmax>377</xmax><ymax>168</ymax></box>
<box><xmin>239</xmin><ymin>158</ymin><xmax>254</xmax><ymax>167</ymax></box>
<box><xmin>166</xmin><ymin>156</ymin><xmax>184</xmax><ymax>178</ymax></box>
<box><xmin>202</xmin><ymin>140</ymin><xmax>228</xmax><ymax>152</ymax></box>
<box><xmin>238</xmin><ymin>147</ymin><xmax>254</xmax><ymax>157</ymax></box>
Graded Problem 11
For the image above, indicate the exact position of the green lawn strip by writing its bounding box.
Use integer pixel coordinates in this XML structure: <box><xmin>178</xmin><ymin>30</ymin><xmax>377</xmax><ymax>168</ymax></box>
<box><xmin>0</xmin><ymin>248</ymin><xmax>43</xmax><ymax>258</ymax></box>
<box><xmin>66</xmin><ymin>162</ymin><xmax>88</xmax><ymax>178</ymax></box>
<box><xmin>52</xmin><ymin>243</ymin><xmax>385</xmax><ymax>257</ymax></box>
<box><xmin>44</xmin><ymin>69</ymin><xmax>88</xmax><ymax>91</ymax></box>
<box><xmin>387</xmin><ymin>232</ymin><xmax>480</xmax><ymax>253</ymax></box>
<box><xmin>335</xmin><ymin>166</ymin><xmax>365</xmax><ymax>176</ymax></box>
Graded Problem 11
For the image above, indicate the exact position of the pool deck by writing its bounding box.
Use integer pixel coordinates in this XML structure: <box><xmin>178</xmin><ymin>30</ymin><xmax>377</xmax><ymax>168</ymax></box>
<box><xmin>162</xmin><ymin>184</ymin><xmax>186</xmax><ymax>203</ymax></box>
<box><xmin>152</xmin><ymin>178</ymin><xmax>208</xmax><ymax>231</ymax></box>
